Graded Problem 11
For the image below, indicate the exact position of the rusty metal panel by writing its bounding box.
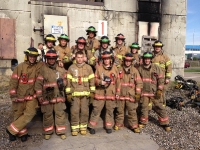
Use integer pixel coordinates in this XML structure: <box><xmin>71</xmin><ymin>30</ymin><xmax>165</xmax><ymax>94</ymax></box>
<box><xmin>0</xmin><ymin>18</ymin><xmax>16</xmax><ymax>59</ymax></box>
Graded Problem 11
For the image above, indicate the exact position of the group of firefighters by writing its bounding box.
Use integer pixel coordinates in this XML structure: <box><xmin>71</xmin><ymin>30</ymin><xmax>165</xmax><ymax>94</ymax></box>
<box><xmin>6</xmin><ymin>26</ymin><xmax>172</xmax><ymax>142</ymax></box>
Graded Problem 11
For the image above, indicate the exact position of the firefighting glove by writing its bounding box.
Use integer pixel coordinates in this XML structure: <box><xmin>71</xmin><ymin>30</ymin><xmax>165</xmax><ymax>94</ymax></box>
<box><xmin>63</xmin><ymin>56</ymin><xmax>69</xmax><ymax>63</ymax></box>
<box><xmin>89</xmin><ymin>93</ymin><xmax>95</xmax><ymax>104</ymax></box>
<box><xmin>11</xmin><ymin>97</ymin><xmax>18</xmax><ymax>102</ymax></box>
<box><xmin>155</xmin><ymin>90</ymin><xmax>162</xmax><ymax>99</ymax></box>
<box><xmin>135</xmin><ymin>94</ymin><xmax>141</xmax><ymax>102</ymax></box>
<box><xmin>38</xmin><ymin>97</ymin><xmax>44</xmax><ymax>104</ymax></box>
<box><xmin>90</xmin><ymin>93</ymin><xmax>95</xmax><ymax>99</ymax></box>
<box><xmin>67</xmin><ymin>94</ymin><xmax>72</xmax><ymax>103</ymax></box>
<box><xmin>46</xmin><ymin>92</ymin><xmax>55</xmax><ymax>101</ymax></box>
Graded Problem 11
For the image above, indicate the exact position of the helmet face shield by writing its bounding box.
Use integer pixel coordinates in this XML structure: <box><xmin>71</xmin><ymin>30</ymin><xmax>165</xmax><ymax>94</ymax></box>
<box><xmin>130</xmin><ymin>43</ymin><xmax>140</xmax><ymax>49</ymax></box>
<box><xmin>24</xmin><ymin>49</ymin><xmax>39</xmax><ymax>57</ymax></box>
<box><xmin>76</xmin><ymin>37</ymin><xmax>86</xmax><ymax>44</ymax></box>
<box><xmin>58</xmin><ymin>34</ymin><xmax>70</xmax><ymax>41</ymax></box>
<box><xmin>143</xmin><ymin>52</ymin><xmax>153</xmax><ymax>58</ymax></box>
<box><xmin>86</xmin><ymin>26</ymin><xmax>97</xmax><ymax>33</ymax></box>
<box><xmin>115</xmin><ymin>33</ymin><xmax>125</xmax><ymax>41</ymax></box>
<box><xmin>99</xmin><ymin>36</ymin><xmax>110</xmax><ymax>45</ymax></box>
<box><xmin>101</xmin><ymin>38</ymin><xmax>109</xmax><ymax>43</ymax></box>
<box><xmin>101</xmin><ymin>54</ymin><xmax>112</xmax><ymax>59</ymax></box>
<box><xmin>45</xmin><ymin>50</ymin><xmax>58</xmax><ymax>60</ymax></box>
<box><xmin>153</xmin><ymin>40</ymin><xmax>163</xmax><ymax>47</ymax></box>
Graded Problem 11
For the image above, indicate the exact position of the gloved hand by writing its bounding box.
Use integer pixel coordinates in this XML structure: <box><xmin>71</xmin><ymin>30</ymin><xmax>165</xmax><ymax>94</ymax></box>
<box><xmin>89</xmin><ymin>93</ymin><xmax>95</xmax><ymax>104</ymax></box>
<box><xmin>63</xmin><ymin>56</ymin><xmax>69</xmax><ymax>63</ymax></box>
<box><xmin>155</xmin><ymin>90</ymin><xmax>162</xmax><ymax>99</ymax></box>
<box><xmin>38</xmin><ymin>97</ymin><xmax>44</xmax><ymax>103</ymax></box>
<box><xmin>67</xmin><ymin>94</ymin><xmax>72</xmax><ymax>103</ymax></box>
<box><xmin>58</xmin><ymin>61</ymin><xmax>64</xmax><ymax>67</ymax></box>
<box><xmin>90</xmin><ymin>93</ymin><xmax>95</xmax><ymax>99</ymax></box>
<box><xmin>11</xmin><ymin>97</ymin><xmax>18</xmax><ymax>102</ymax></box>
<box><xmin>135</xmin><ymin>93</ymin><xmax>141</xmax><ymax>102</ymax></box>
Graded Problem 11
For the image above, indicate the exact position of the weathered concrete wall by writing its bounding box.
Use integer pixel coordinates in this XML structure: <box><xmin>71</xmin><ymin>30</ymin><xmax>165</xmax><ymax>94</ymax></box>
<box><xmin>30</xmin><ymin>0</ymin><xmax>137</xmax><ymax>49</ymax></box>
<box><xmin>0</xmin><ymin>0</ymin><xmax>138</xmax><ymax>75</ymax></box>
<box><xmin>160</xmin><ymin>0</ymin><xmax>187</xmax><ymax>79</ymax></box>
<box><xmin>0</xmin><ymin>0</ymin><xmax>187</xmax><ymax>79</ymax></box>
<box><xmin>104</xmin><ymin>0</ymin><xmax>137</xmax><ymax>12</ymax></box>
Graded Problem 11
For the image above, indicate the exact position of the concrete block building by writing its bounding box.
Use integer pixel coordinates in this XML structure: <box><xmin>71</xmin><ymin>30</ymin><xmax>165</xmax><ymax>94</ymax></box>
<box><xmin>0</xmin><ymin>0</ymin><xmax>187</xmax><ymax>79</ymax></box>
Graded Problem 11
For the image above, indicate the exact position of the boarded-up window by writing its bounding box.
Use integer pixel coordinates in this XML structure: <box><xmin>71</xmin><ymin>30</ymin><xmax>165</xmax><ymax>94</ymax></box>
<box><xmin>138</xmin><ymin>1</ymin><xmax>161</xmax><ymax>22</ymax></box>
<box><xmin>0</xmin><ymin>18</ymin><xmax>16</xmax><ymax>59</ymax></box>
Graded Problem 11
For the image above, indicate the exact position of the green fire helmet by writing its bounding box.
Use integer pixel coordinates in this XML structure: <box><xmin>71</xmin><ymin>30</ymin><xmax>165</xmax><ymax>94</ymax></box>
<box><xmin>130</xmin><ymin>42</ymin><xmax>140</xmax><ymax>49</ymax></box>
<box><xmin>58</xmin><ymin>34</ymin><xmax>70</xmax><ymax>41</ymax></box>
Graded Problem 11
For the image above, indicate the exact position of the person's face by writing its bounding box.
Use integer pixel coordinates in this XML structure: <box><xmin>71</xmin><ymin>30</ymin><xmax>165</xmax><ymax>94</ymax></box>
<box><xmin>77</xmin><ymin>43</ymin><xmax>85</xmax><ymax>50</ymax></box>
<box><xmin>154</xmin><ymin>46</ymin><xmax>162</xmax><ymax>53</ymax></box>
<box><xmin>117</xmin><ymin>39</ymin><xmax>123</xmax><ymax>45</ymax></box>
<box><xmin>47</xmin><ymin>41</ymin><xmax>54</xmax><ymax>48</ymax></box>
<box><xmin>131</xmin><ymin>48</ymin><xmax>137</xmax><ymax>54</ymax></box>
<box><xmin>144</xmin><ymin>58</ymin><xmax>151</xmax><ymax>65</ymax></box>
<box><xmin>47</xmin><ymin>58</ymin><xmax>56</xmax><ymax>66</ymax></box>
<box><xmin>38</xmin><ymin>44</ymin><xmax>43</xmax><ymax>50</ymax></box>
<box><xmin>60</xmin><ymin>39</ymin><xmax>67</xmax><ymax>47</ymax></box>
<box><xmin>102</xmin><ymin>43</ymin><xmax>108</xmax><ymax>49</ymax></box>
<box><xmin>76</xmin><ymin>54</ymin><xmax>84</xmax><ymax>64</ymax></box>
<box><xmin>28</xmin><ymin>55</ymin><xmax>37</xmax><ymax>64</ymax></box>
<box><xmin>103</xmin><ymin>58</ymin><xmax>111</xmax><ymax>66</ymax></box>
<box><xmin>125</xmin><ymin>60</ymin><xmax>132</xmax><ymax>67</ymax></box>
<box><xmin>88</xmin><ymin>32</ymin><xmax>95</xmax><ymax>38</ymax></box>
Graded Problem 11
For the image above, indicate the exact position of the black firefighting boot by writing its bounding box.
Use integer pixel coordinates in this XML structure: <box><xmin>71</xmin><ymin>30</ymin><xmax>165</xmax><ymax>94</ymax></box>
<box><xmin>89</xmin><ymin>128</ymin><xmax>95</xmax><ymax>134</ymax></box>
<box><xmin>106</xmin><ymin>129</ymin><xmax>112</xmax><ymax>134</ymax></box>
<box><xmin>6</xmin><ymin>129</ymin><xmax>16</xmax><ymax>141</ymax></box>
<box><xmin>21</xmin><ymin>134</ymin><xmax>28</xmax><ymax>142</ymax></box>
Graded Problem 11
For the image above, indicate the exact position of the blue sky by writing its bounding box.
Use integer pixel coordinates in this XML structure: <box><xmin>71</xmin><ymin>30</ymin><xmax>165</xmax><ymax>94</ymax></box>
<box><xmin>186</xmin><ymin>0</ymin><xmax>200</xmax><ymax>45</ymax></box>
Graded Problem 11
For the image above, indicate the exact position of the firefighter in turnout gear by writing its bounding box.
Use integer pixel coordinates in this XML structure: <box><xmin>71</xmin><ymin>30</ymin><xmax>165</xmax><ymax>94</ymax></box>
<box><xmin>138</xmin><ymin>52</ymin><xmax>171</xmax><ymax>131</ymax></box>
<box><xmin>7</xmin><ymin>47</ymin><xmax>43</xmax><ymax>142</ymax></box>
<box><xmin>114</xmin><ymin>53</ymin><xmax>143</xmax><ymax>133</ymax></box>
<box><xmin>130</xmin><ymin>43</ymin><xmax>141</xmax><ymax>68</ymax></box>
<box><xmin>88</xmin><ymin>51</ymin><xmax>120</xmax><ymax>134</ymax></box>
<box><xmin>35</xmin><ymin>50</ymin><xmax>67</xmax><ymax>140</ymax></box>
<box><xmin>71</xmin><ymin>37</ymin><xmax>92</xmax><ymax>64</ymax></box>
<box><xmin>152</xmin><ymin>40</ymin><xmax>172</xmax><ymax>106</ymax></box>
<box><xmin>66</xmin><ymin>51</ymin><xmax>95</xmax><ymax>136</ymax></box>
<box><xmin>112</xmin><ymin>33</ymin><xmax>128</xmax><ymax>68</ymax></box>
<box><xmin>89</xmin><ymin>36</ymin><xmax>115</xmax><ymax>67</ymax></box>
<box><xmin>85</xmin><ymin>26</ymin><xmax>100</xmax><ymax>53</ymax></box>
<box><xmin>44</xmin><ymin>34</ymin><xmax>56</xmax><ymax>51</ymax></box>
<box><xmin>54</xmin><ymin>34</ymin><xmax>72</xmax><ymax>70</ymax></box>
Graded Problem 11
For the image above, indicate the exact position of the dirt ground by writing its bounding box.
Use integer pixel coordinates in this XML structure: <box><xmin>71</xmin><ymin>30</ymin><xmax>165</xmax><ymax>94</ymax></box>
<box><xmin>1</xmin><ymin>74</ymin><xmax>200</xmax><ymax>150</ymax></box>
